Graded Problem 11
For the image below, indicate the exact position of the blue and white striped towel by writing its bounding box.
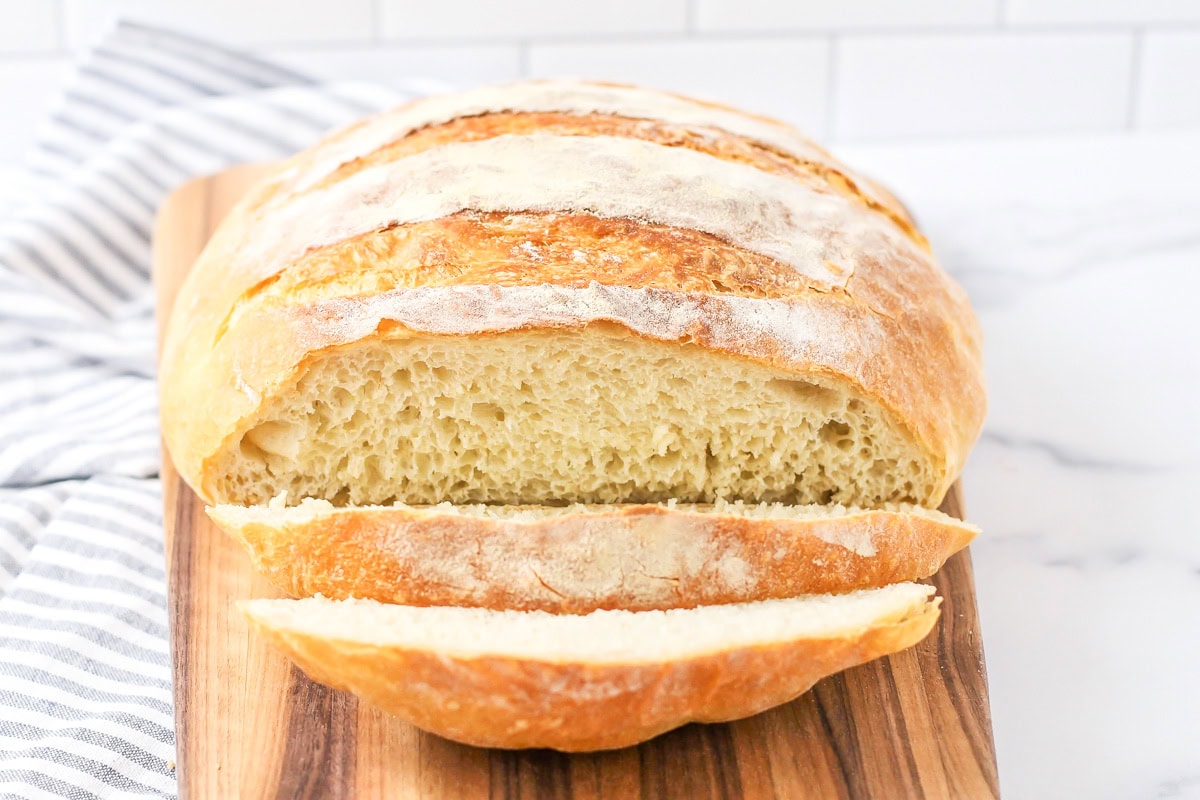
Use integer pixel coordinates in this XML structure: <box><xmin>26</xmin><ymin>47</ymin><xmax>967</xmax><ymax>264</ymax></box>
<box><xmin>0</xmin><ymin>23</ymin><xmax>413</xmax><ymax>798</ymax></box>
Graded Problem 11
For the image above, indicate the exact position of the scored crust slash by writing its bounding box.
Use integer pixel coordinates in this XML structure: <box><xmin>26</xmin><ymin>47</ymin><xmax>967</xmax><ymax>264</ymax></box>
<box><xmin>158</xmin><ymin>79</ymin><xmax>986</xmax><ymax>752</ymax></box>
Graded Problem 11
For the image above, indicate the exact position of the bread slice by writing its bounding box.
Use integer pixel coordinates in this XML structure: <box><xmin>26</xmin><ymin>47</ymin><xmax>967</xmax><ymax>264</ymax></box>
<box><xmin>210</xmin><ymin>499</ymin><xmax>975</xmax><ymax>613</ymax></box>
<box><xmin>241</xmin><ymin>582</ymin><xmax>939</xmax><ymax>751</ymax></box>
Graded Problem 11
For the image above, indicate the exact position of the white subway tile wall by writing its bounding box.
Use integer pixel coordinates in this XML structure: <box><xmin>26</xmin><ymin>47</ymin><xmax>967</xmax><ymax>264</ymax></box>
<box><xmin>264</xmin><ymin>45</ymin><xmax>522</xmax><ymax>92</ymax></box>
<box><xmin>527</xmin><ymin>39</ymin><xmax>830</xmax><ymax>133</ymax></box>
<box><xmin>380</xmin><ymin>0</ymin><xmax>689</xmax><ymax>40</ymax></box>
<box><xmin>0</xmin><ymin>0</ymin><xmax>1197</xmax><ymax>168</ymax></box>
<box><xmin>1004</xmin><ymin>0</ymin><xmax>1200</xmax><ymax>25</ymax></box>
<box><xmin>60</xmin><ymin>0</ymin><xmax>376</xmax><ymax>48</ymax></box>
<box><xmin>833</xmin><ymin>33</ymin><xmax>1134</xmax><ymax>140</ymax></box>
<box><xmin>694</xmin><ymin>0</ymin><xmax>997</xmax><ymax>32</ymax></box>
<box><xmin>1137</xmin><ymin>32</ymin><xmax>1200</xmax><ymax>128</ymax></box>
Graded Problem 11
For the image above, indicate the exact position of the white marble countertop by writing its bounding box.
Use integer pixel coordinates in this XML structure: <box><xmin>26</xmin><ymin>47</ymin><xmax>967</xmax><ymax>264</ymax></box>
<box><xmin>836</xmin><ymin>131</ymin><xmax>1200</xmax><ymax>800</ymax></box>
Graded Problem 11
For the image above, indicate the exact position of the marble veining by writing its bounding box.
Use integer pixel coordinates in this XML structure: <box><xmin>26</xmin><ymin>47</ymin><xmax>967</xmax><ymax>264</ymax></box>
<box><xmin>980</xmin><ymin>430</ymin><xmax>1185</xmax><ymax>474</ymax></box>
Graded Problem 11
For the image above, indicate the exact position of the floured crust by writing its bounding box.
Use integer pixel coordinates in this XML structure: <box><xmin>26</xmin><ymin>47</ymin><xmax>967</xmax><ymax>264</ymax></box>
<box><xmin>209</xmin><ymin>501</ymin><xmax>976</xmax><ymax>613</ymax></box>
<box><xmin>242</xmin><ymin>590</ymin><xmax>941</xmax><ymax>751</ymax></box>
<box><xmin>276</xmin><ymin>80</ymin><xmax>884</xmax><ymax>208</ymax></box>
<box><xmin>227</xmin><ymin>134</ymin><xmax>900</xmax><ymax>292</ymax></box>
<box><xmin>288</xmin><ymin>110</ymin><xmax>924</xmax><ymax>248</ymax></box>
<box><xmin>159</xmin><ymin>80</ymin><xmax>986</xmax><ymax>507</ymax></box>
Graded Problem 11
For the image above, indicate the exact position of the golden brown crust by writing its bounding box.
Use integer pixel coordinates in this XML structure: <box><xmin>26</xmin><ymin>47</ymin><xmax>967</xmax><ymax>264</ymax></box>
<box><xmin>159</xmin><ymin>81</ymin><xmax>986</xmax><ymax>507</ymax></box>
<box><xmin>209</xmin><ymin>504</ymin><xmax>975</xmax><ymax>613</ymax></box>
<box><xmin>296</xmin><ymin>112</ymin><xmax>925</xmax><ymax>248</ymax></box>
<box><xmin>231</xmin><ymin>212</ymin><xmax>825</xmax><ymax>315</ymax></box>
<box><xmin>243</xmin><ymin>595</ymin><xmax>940</xmax><ymax>751</ymax></box>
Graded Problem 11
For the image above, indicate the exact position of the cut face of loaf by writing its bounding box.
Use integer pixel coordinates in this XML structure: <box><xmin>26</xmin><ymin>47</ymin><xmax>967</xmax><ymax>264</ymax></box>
<box><xmin>209</xmin><ymin>498</ymin><xmax>976</xmax><ymax>613</ymax></box>
<box><xmin>242</xmin><ymin>583</ymin><xmax>940</xmax><ymax>751</ymax></box>
<box><xmin>214</xmin><ymin>328</ymin><xmax>938</xmax><ymax>507</ymax></box>
<box><xmin>158</xmin><ymin>79</ymin><xmax>986</xmax><ymax>509</ymax></box>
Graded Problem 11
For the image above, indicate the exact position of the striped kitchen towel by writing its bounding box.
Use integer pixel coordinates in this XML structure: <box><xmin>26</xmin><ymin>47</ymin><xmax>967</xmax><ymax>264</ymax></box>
<box><xmin>0</xmin><ymin>23</ymin><xmax>410</xmax><ymax>798</ymax></box>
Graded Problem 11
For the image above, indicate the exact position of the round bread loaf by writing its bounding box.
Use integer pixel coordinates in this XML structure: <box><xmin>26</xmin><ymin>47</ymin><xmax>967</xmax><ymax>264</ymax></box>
<box><xmin>159</xmin><ymin>80</ymin><xmax>985</xmax><ymax>510</ymax></box>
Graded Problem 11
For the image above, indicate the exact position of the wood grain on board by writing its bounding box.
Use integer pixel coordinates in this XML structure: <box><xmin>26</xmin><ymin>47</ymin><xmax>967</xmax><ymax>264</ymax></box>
<box><xmin>153</xmin><ymin>165</ymin><xmax>1000</xmax><ymax>800</ymax></box>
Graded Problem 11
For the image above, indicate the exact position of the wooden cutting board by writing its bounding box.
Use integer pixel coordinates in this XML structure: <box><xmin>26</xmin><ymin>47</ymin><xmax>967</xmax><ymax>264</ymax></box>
<box><xmin>154</xmin><ymin>164</ymin><xmax>1000</xmax><ymax>800</ymax></box>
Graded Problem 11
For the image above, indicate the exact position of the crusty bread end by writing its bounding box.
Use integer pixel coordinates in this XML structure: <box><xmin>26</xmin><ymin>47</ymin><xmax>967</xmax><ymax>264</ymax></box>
<box><xmin>242</xmin><ymin>583</ymin><xmax>940</xmax><ymax>750</ymax></box>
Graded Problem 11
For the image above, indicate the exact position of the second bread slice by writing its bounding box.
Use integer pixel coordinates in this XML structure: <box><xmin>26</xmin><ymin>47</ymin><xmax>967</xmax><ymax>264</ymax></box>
<box><xmin>210</xmin><ymin>500</ymin><xmax>974</xmax><ymax>613</ymax></box>
<box><xmin>242</xmin><ymin>583</ymin><xmax>940</xmax><ymax>750</ymax></box>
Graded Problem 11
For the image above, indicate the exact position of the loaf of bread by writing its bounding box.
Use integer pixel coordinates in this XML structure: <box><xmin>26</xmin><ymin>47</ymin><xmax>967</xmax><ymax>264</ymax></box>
<box><xmin>243</xmin><ymin>583</ymin><xmax>940</xmax><ymax>751</ymax></box>
<box><xmin>210</xmin><ymin>499</ymin><xmax>975</xmax><ymax>613</ymax></box>
<box><xmin>159</xmin><ymin>80</ymin><xmax>986</xmax><ymax>751</ymax></box>
<box><xmin>159</xmin><ymin>80</ymin><xmax>984</xmax><ymax>511</ymax></box>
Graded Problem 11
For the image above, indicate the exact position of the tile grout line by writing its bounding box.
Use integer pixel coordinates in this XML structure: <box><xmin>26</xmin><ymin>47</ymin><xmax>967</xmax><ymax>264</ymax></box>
<box><xmin>371</xmin><ymin>0</ymin><xmax>381</xmax><ymax>43</ymax></box>
<box><xmin>517</xmin><ymin>42</ymin><xmax>530</xmax><ymax>78</ymax></box>
<box><xmin>824</xmin><ymin>34</ymin><xmax>839</xmax><ymax>143</ymax></box>
<box><xmin>685</xmin><ymin>0</ymin><xmax>697</xmax><ymax>35</ymax></box>
<box><xmin>53</xmin><ymin>0</ymin><xmax>67</xmax><ymax>52</ymax></box>
<box><xmin>1125</xmin><ymin>28</ymin><xmax>1144</xmax><ymax>131</ymax></box>
<box><xmin>0</xmin><ymin>50</ymin><xmax>69</xmax><ymax>62</ymax></box>
<box><xmin>204</xmin><ymin>22</ymin><xmax>1200</xmax><ymax>53</ymax></box>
